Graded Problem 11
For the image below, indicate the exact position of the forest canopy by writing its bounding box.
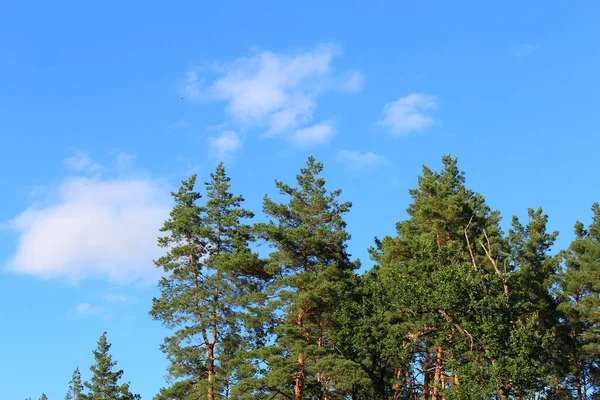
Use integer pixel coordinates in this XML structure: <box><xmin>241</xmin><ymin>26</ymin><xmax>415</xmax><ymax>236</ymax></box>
<box><xmin>49</xmin><ymin>155</ymin><xmax>600</xmax><ymax>400</ymax></box>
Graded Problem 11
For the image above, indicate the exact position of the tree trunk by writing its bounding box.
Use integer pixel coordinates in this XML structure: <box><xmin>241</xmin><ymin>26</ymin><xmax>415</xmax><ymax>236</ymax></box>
<box><xmin>576</xmin><ymin>368</ymin><xmax>582</xmax><ymax>400</ymax></box>
<box><xmin>295</xmin><ymin>351</ymin><xmax>305</xmax><ymax>400</ymax></box>
<box><xmin>392</xmin><ymin>367</ymin><xmax>403</xmax><ymax>400</ymax></box>
<box><xmin>208</xmin><ymin>216</ymin><xmax>222</xmax><ymax>400</ymax></box>
<box><xmin>323</xmin><ymin>377</ymin><xmax>331</xmax><ymax>400</ymax></box>
<box><xmin>441</xmin><ymin>370</ymin><xmax>447</xmax><ymax>400</ymax></box>
<box><xmin>432</xmin><ymin>346</ymin><xmax>443</xmax><ymax>400</ymax></box>
<box><xmin>423</xmin><ymin>350</ymin><xmax>431</xmax><ymax>400</ymax></box>
<box><xmin>207</xmin><ymin>343</ymin><xmax>215</xmax><ymax>400</ymax></box>
<box><xmin>295</xmin><ymin>308</ymin><xmax>305</xmax><ymax>400</ymax></box>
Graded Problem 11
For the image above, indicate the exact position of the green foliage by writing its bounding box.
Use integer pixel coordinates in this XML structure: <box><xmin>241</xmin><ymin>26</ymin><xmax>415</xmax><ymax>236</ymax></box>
<box><xmin>84</xmin><ymin>332</ymin><xmax>140</xmax><ymax>400</ymax></box>
<box><xmin>57</xmin><ymin>154</ymin><xmax>600</xmax><ymax>400</ymax></box>
<box><xmin>65</xmin><ymin>368</ymin><xmax>85</xmax><ymax>400</ymax></box>
<box><xmin>246</xmin><ymin>156</ymin><xmax>365</xmax><ymax>399</ymax></box>
<box><xmin>371</xmin><ymin>156</ymin><xmax>506</xmax><ymax>398</ymax></box>
<box><xmin>505</xmin><ymin>207</ymin><xmax>562</xmax><ymax>395</ymax></box>
<box><xmin>558</xmin><ymin>203</ymin><xmax>600</xmax><ymax>398</ymax></box>
<box><xmin>150</xmin><ymin>163</ymin><xmax>266</xmax><ymax>399</ymax></box>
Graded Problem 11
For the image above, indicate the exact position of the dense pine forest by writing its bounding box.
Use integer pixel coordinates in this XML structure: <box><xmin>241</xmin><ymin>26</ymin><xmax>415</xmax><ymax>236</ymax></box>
<box><xmin>43</xmin><ymin>155</ymin><xmax>598</xmax><ymax>400</ymax></box>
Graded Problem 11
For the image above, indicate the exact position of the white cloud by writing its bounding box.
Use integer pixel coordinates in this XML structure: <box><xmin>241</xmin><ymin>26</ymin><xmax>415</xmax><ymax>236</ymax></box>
<box><xmin>64</xmin><ymin>152</ymin><xmax>102</xmax><ymax>174</ymax></box>
<box><xmin>290</xmin><ymin>121</ymin><xmax>335</xmax><ymax>149</ymax></box>
<box><xmin>336</xmin><ymin>150</ymin><xmax>387</xmax><ymax>171</ymax></box>
<box><xmin>339</xmin><ymin>70</ymin><xmax>364</xmax><ymax>93</ymax></box>
<box><xmin>208</xmin><ymin>130</ymin><xmax>242</xmax><ymax>161</ymax></box>
<box><xmin>380</xmin><ymin>93</ymin><xmax>437</xmax><ymax>136</ymax></box>
<box><xmin>75</xmin><ymin>302</ymin><xmax>111</xmax><ymax>320</ymax></box>
<box><xmin>182</xmin><ymin>44</ymin><xmax>361</xmax><ymax>147</ymax></box>
<box><xmin>6</xmin><ymin>169</ymin><xmax>170</xmax><ymax>284</ymax></box>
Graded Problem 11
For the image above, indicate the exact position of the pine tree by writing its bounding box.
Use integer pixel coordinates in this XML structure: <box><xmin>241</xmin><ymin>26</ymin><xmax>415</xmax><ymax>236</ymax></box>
<box><xmin>251</xmin><ymin>156</ymin><xmax>365</xmax><ymax>400</ymax></box>
<box><xmin>151</xmin><ymin>164</ymin><xmax>265</xmax><ymax>400</ymax></box>
<box><xmin>65</xmin><ymin>367</ymin><xmax>85</xmax><ymax>400</ymax></box>
<box><xmin>506</xmin><ymin>208</ymin><xmax>562</xmax><ymax>396</ymax></box>
<box><xmin>558</xmin><ymin>202</ymin><xmax>600</xmax><ymax>399</ymax></box>
<box><xmin>372</xmin><ymin>155</ymin><xmax>510</xmax><ymax>399</ymax></box>
<box><xmin>85</xmin><ymin>332</ymin><xmax>140</xmax><ymax>400</ymax></box>
<box><xmin>331</xmin><ymin>267</ymin><xmax>400</xmax><ymax>399</ymax></box>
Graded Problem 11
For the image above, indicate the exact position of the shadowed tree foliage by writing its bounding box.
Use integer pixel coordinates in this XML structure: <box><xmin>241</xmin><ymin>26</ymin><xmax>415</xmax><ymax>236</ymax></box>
<box><xmin>558</xmin><ymin>203</ymin><xmax>600</xmax><ymax>399</ymax></box>
<box><xmin>505</xmin><ymin>207</ymin><xmax>562</xmax><ymax>397</ymax></box>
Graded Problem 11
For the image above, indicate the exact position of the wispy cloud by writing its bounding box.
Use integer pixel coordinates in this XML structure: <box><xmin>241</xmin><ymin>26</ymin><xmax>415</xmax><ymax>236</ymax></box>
<box><xmin>182</xmin><ymin>70</ymin><xmax>203</xmax><ymax>100</ymax></box>
<box><xmin>5</xmin><ymin>155</ymin><xmax>170</xmax><ymax>284</ymax></box>
<box><xmin>336</xmin><ymin>150</ymin><xmax>388</xmax><ymax>171</ymax></box>
<box><xmin>339</xmin><ymin>70</ymin><xmax>365</xmax><ymax>93</ymax></box>
<box><xmin>290</xmin><ymin>121</ymin><xmax>335</xmax><ymax>149</ymax></box>
<box><xmin>181</xmin><ymin>43</ymin><xmax>361</xmax><ymax>148</ymax></box>
<box><xmin>380</xmin><ymin>93</ymin><xmax>437</xmax><ymax>136</ymax></box>
<box><xmin>208</xmin><ymin>130</ymin><xmax>243</xmax><ymax>162</ymax></box>
<box><xmin>64</xmin><ymin>152</ymin><xmax>102</xmax><ymax>174</ymax></box>
<box><xmin>75</xmin><ymin>303</ymin><xmax>111</xmax><ymax>320</ymax></box>
<box><xmin>116</xmin><ymin>153</ymin><xmax>135</xmax><ymax>169</ymax></box>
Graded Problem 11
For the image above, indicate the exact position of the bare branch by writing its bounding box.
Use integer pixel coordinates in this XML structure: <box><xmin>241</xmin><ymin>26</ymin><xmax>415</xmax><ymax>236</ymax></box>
<box><xmin>478</xmin><ymin>230</ymin><xmax>509</xmax><ymax>298</ymax></box>
<box><xmin>439</xmin><ymin>309</ymin><xmax>475</xmax><ymax>351</ymax></box>
<box><xmin>464</xmin><ymin>216</ymin><xmax>478</xmax><ymax>272</ymax></box>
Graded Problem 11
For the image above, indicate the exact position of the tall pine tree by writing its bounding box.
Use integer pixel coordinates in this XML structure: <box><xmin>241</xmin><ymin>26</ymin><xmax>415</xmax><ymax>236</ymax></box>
<box><xmin>506</xmin><ymin>208</ymin><xmax>562</xmax><ymax>397</ymax></box>
<box><xmin>371</xmin><ymin>155</ymin><xmax>510</xmax><ymax>399</ymax></box>
<box><xmin>251</xmin><ymin>156</ymin><xmax>364</xmax><ymax>400</ymax></box>
<box><xmin>151</xmin><ymin>163</ymin><xmax>264</xmax><ymax>400</ymax></box>
<box><xmin>558</xmin><ymin>203</ymin><xmax>600</xmax><ymax>399</ymax></box>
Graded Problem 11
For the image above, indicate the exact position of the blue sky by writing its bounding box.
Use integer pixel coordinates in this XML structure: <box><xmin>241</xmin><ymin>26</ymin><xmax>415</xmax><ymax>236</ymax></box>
<box><xmin>2</xmin><ymin>1</ymin><xmax>600</xmax><ymax>398</ymax></box>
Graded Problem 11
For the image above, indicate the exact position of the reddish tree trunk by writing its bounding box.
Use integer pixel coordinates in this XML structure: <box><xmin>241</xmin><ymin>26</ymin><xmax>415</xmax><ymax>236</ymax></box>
<box><xmin>207</xmin><ymin>344</ymin><xmax>215</xmax><ymax>400</ymax></box>
<box><xmin>432</xmin><ymin>346</ymin><xmax>443</xmax><ymax>400</ymax></box>
<box><xmin>392</xmin><ymin>367</ymin><xmax>403</xmax><ymax>400</ymax></box>
<box><xmin>294</xmin><ymin>308</ymin><xmax>305</xmax><ymax>400</ymax></box>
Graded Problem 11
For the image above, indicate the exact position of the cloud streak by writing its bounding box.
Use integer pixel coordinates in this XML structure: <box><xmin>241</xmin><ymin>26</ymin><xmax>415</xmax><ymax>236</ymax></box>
<box><xmin>290</xmin><ymin>121</ymin><xmax>336</xmax><ymax>149</ymax></box>
<box><xmin>380</xmin><ymin>93</ymin><xmax>437</xmax><ymax>136</ymax></box>
<box><xmin>208</xmin><ymin>130</ymin><xmax>243</xmax><ymax>161</ymax></box>
<box><xmin>336</xmin><ymin>150</ymin><xmax>388</xmax><ymax>171</ymax></box>
<box><xmin>64</xmin><ymin>152</ymin><xmax>102</xmax><ymax>174</ymax></box>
